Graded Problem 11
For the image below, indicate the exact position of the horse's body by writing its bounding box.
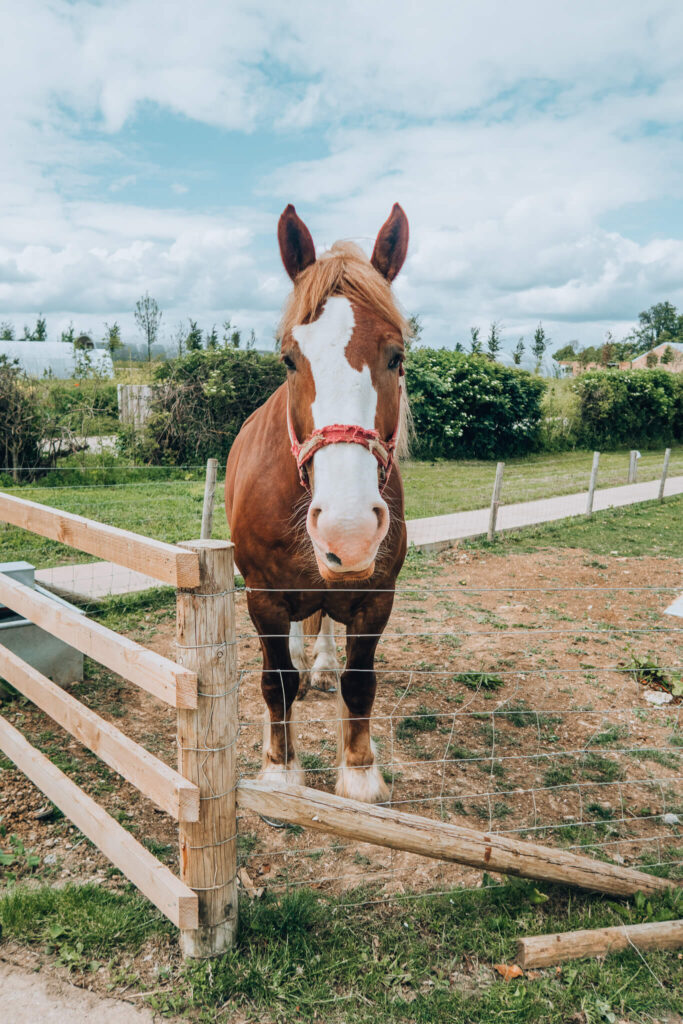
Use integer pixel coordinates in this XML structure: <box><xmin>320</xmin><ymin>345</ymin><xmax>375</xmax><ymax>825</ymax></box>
<box><xmin>225</xmin><ymin>204</ymin><xmax>409</xmax><ymax>802</ymax></box>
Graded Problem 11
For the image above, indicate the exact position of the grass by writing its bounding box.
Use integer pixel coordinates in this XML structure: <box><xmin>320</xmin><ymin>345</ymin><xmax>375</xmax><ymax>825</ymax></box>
<box><xmin>1</xmin><ymin>879</ymin><xmax>681</xmax><ymax>1022</ymax></box>
<box><xmin>465</xmin><ymin>494</ymin><xmax>683</xmax><ymax>558</ymax></box>
<box><xmin>1</xmin><ymin>446</ymin><xmax>680</xmax><ymax>568</ymax></box>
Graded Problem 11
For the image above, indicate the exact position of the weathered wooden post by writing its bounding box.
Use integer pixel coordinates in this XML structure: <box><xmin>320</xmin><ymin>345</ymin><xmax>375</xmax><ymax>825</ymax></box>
<box><xmin>628</xmin><ymin>449</ymin><xmax>638</xmax><ymax>484</ymax></box>
<box><xmin>658</xmin><ymin>447</ymin><xmax>671</xmax><ymax>501</ymax></box>
<box><xmin>176</xmin><ymin>539</ymin><xmax>238</xmax><ymax>957</ymax></box>
<box><xmin>200</xmin><ymin>459</ymin><xmax>218</xmax><ymax>540</ymax></box>
<box><xmin>487</xmin><ymin>462</ymin><xmax>505</xmax><ymax>542</ymax></box>
<box><xmin>586</xmin><ymin>451</ymin><xmax>600</xmax><ymax>515</ymax></box>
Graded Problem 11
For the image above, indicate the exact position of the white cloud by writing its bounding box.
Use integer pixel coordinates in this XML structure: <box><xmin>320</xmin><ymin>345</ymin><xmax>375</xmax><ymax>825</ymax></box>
<box><xmin>2</xmin><ymin>0</ymin><xmax>683</xmax><ymax>350</ymax></box>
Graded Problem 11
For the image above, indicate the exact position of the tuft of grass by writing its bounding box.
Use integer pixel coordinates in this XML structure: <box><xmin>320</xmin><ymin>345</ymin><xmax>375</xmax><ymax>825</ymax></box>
<box><xmin>395</xmin><ymin>706</ymin><xmax>439</xmax><ymax>739</ymax></box>
<box><xmin>452</xmin><ymin>671</ymin><xmax>504</xmax><ymax>691</ymax></box>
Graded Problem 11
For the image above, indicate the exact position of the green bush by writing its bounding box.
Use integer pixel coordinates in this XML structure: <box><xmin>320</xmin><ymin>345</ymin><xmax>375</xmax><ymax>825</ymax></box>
<box><xmin>121</xmin><ymin>348</ymin><xmax>286</xmax><ymax>464</ymax></box>
<box><xmin>573</xmin><ymin>369</ymin><xmax>683</xmax><ymax>448</ymax></box>
<box><xmin>405</xmin><ymin>349</ymin><xmax>546</xmax><ymax>459</ymax></box>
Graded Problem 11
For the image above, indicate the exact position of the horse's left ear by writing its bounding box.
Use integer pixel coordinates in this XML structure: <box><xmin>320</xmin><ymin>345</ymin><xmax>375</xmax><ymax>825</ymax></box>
<box><xmin>278</xmin><ymin>204</ymin><xmax>316</xmax><ymax>281</ymax></box>
<box><xmin>371</xmin><ymin>203</ymin><xmax>409</xmax><ymax>282</ymax></box>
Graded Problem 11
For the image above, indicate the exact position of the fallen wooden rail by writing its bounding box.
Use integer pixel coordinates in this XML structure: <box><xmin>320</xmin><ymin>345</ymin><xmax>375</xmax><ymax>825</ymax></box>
<box><xmin>0</xmin><ymin>715</ymin><xmax>198</xmax><ymax>929</ymax></box>
<box><xmin>0</xmin><ymin>570</ymin><xmax>197</xmax><ymax>708</ymax></box>
<box><xmin>237</xmin><ymin>780</ymin><xmax>675</xmax><ymax>898</ymax></box>
<box><xmin>0</xmin><ymin>643</ymin><xmax>199</xmax><ymax>822</ymax></box>
<box><xmin>517</xmin><ymin>918</ymin><xmax>683</xmax><ymax>968</ymax></box>
<box><xmin>0</xmin><ymin>492</ymin><xmax>200</xmax><ymax>588</ymax></box>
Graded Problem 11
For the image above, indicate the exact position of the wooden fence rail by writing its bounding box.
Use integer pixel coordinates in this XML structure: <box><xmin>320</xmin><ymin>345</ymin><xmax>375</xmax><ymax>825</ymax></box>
<box><xmin>0</xmin><ymin>570</ymin><xmax>197</xmax><ymax>708</ymax></box>
<box><xmin>0</xmin><ymin>492</ymin><xmax>200</xmax><ymax>588</ymax></box>
<box><xmin>0</xmin><ymin>643</ymin><xmax>199</xmax><ymax>821</ymax></box>
<box><xmin>0</xmin><ymin>716</ymin><xmax>198</xmax><ymax>929</ymax></box>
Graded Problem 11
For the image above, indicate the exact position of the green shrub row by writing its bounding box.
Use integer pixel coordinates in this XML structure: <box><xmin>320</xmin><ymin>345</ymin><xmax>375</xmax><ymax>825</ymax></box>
<box><xmin>119</xmin><ymin>348</ymin><xmax>683</xmax><ymax>465</ymax></box>
<box><xmin>405</xmin><ymin>350</ymin><xmax>546</xmax><ymax>459</ymax></box>
<box><xmin>572</xmin><ymin>369</ymin><xmax>683</xmax><ymax>448</ymax></box>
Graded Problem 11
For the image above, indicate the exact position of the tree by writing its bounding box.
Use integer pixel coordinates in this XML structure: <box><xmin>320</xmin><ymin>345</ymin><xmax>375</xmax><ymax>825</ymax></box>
<box><xmin>552</xmin><ymin>343</ymin><xmax>577</xmax><ymax>362</ymax></box>
<box><xmin>629</xmin><ymin>301</ymin><xmax>682</xmax><ymax>353</ymax></box>
<box><xmin>186</xmin><ymin>319</ymin><xmax>203</xmax><ymax>351</ymax></box>
<box><xmin>407</xmin><ymin>314</ymin><xmax>423</xmax><ymax>351</ymax></box>
<box><xmin>103</xmin><ymin>321</ymin><xmax>123</xmax><ymax>357</ymax></box>
<box><xmin>661</xmin><ymin>344</ymin><xmax>675</xmax><ymax>365</ymax></box>
<box><xmin>0</xmin><ymin>321</ymin><xmax>14</xmax><ymax>340</ymax></box>
<box><xmin>134</xmin><ymin>293</ymin><xmax>163</xmax><ymax>361</ymax></box>
<box><xmin>531</xmin><ymin>322</ymin><xmax>549</xmax><ymax>372</ymax></box>
<box><xmin>454</xmin><ymin>341</ymin><xmax>465</xmax><ymax>353</ymax></box>
<box><xmin>172</xmin><ymin>320</ymin><xmax>186</xmax><ymax>358</ymax></box>
<box><xmin>486</xmin><ymin>321</ymin><xmax>502</xmax><ymax>361</ymax></box>
<box><xmin>512</xmin><ymin>337</ymin><xmax>525</xmax><ymax>365</ymax></box>
<box><xmin>469</xmin><ymin>326</ymin><xmax>482</xmax><ymax>354</ymax></box>
<box><xmin>60</xmin><ymin>323</ymin><xmax>75</xmax><ymax>345</ymax></box>
<box><xmin>646</xmin><ymin>351</ymin><xmax>658</xmax><ymax>367</ymax></box>
<box><xmin>206</xmin><ymin>325</ymin><xmax>219</xmax><ymax>350</ymax></box>
<box><xmin>222</xmin><ymin>319</ymin><xmax>241</xmax><ymax>349</ymax></box>
<box><xmin>33</xmin><ymin>315</ymin><xmax>47</xmax><ymax>341</ymax></box>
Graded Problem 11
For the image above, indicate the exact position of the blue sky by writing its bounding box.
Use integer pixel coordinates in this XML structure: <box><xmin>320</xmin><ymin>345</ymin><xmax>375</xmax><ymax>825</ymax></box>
<box><xmin>2</xmin><ymin>0</ymin><xmax>683</xmax><ymax>363</ymax></box>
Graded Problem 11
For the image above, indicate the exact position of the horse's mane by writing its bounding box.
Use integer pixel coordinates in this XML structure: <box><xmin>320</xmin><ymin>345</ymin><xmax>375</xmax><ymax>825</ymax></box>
<box><xmin>278</xmin><ymin>241</ymin><xmax>409</xmax><ymax>342</ymax></box>
<box><xmin>278</xmin><ymin>241</ymin><xmax>412</xmax><ymax>457</ymax></box>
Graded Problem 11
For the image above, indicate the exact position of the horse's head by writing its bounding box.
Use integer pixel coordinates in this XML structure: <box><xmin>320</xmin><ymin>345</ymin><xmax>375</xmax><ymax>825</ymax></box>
<box><xmin>277</xmin><ymin>203</ymin><xmax>409</xmax><ymax>582</ymax></box>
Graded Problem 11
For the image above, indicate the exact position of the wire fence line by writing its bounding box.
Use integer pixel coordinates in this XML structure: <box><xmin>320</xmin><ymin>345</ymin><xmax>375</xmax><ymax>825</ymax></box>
<box><xmin>230</xmin><ymin>571</ymin><xmax>682</xmax><ymax>903</ymax></box>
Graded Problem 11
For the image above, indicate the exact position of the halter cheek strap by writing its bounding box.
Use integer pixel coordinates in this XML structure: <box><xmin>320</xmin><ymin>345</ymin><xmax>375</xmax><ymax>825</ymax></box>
<box><xmin>287</xmin><ymin>379</ymin><xmax>402</xmax><ymax>493</ymax></box>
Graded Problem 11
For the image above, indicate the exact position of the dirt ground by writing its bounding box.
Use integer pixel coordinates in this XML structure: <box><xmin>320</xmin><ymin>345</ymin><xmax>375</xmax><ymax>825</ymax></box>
<box><xmin>1</xmin><ymin>544</ymin><xmax>680</xmax><ymax>908</ymax></box>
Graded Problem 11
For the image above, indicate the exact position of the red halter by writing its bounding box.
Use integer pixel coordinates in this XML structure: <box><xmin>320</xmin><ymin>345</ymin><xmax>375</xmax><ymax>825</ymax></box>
<box><xmin>287</xmin><ymin>378</ymin><xmax>403</xmax><ymax>493</ymax></box>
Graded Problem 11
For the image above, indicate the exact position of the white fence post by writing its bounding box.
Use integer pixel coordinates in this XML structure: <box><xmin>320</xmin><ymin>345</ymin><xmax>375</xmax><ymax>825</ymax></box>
<box><xmin>658</xmin><ymin>448</ymin><xmax>671</xmax><ymax>501</ymax></box>
<box><xmin>586</xmin><ymin>451</ymin><xmax>600</xmax><ymax>515</ymax></box>
<box><xmin>487</xmin><ymin>462</ymin><xmax>505</xmax><ymax>542</ymax></box>
<box><xmin>628</xmin><ymin>450</ymin><xmax>638</xmax><ymax>484</ymax></box>
<box><xmin>200</xmin><ymin>458</ymin><xmax>218</xmax><ymax>540</ymax></box>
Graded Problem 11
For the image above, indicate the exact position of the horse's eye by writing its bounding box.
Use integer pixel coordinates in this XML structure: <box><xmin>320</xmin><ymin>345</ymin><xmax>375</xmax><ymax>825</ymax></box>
<box><xmin>283</xmin><ymin>354</ymin><xmax>296</xmax><ymax>371</ymax></box>
<box><xmin>388</xmin><ymin>353</ymin><xmax>403</xmax><ymax>371</ymax></box>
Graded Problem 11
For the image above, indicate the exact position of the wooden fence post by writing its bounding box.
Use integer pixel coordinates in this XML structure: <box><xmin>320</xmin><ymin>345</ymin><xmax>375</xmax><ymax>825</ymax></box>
<box><xmin>628</xmin><ymin>449</ymin><xmax>638</xmax><ymax>484</ymax></box>
<box><xmin>658</xmin><ymin>447</ymin><xmax>671</xmax><ymax>501</ymax></box>
<box><xmin>200</xmin><ymin>459</ymin><xmax>218</xmax><ymax>540</ymax></box>
<box><xmin>586</xmin><ymin>451</ymin><xmax>600</xmax><ymax>515</ymax></box>
<box><xmin>487</xmin><ymin>462</ymin><xmax>505</xmax><ymax>542</ymax></box>
<box><xmin>176</xmin><ymin>540</ymin><xmax>238</xmax><ymax>957</ymax></box>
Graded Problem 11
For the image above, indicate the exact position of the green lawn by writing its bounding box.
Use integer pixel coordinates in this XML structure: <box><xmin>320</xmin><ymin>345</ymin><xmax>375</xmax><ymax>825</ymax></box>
<box><xmin>0</xmin><ymin>446</ymin><xmax>680</xmax><ymax>569</ymax></box>
<box><xmin>0</xmin><ymin>879</ymin><xmax>680</xmax><ymax>1023</ymax></box>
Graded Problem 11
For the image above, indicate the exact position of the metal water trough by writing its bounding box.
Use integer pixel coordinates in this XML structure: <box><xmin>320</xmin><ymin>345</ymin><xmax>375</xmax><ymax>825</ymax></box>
<box><xmin>0</xmin><ymin>561</ymin><xmax>84</xmax><ymax>690</ymax></box>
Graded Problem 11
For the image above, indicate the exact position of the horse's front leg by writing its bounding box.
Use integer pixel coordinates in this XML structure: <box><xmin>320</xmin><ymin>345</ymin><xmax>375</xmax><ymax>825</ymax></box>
<box><xmin>248</xmin><ymin>597</ymin><xmax>305</xmax><ymax>787</ymax></box>
<box><xmin>336</xmin><ymin>602</ymin><xmax>392</xmax><ymax>804</ymax></box>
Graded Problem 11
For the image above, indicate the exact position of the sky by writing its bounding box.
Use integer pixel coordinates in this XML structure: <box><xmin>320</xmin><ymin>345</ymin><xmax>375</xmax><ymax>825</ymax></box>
<box><xmin>2</xmin><ymin>0</ymin><xmax>683</xmax><ymax>363</ymax></box>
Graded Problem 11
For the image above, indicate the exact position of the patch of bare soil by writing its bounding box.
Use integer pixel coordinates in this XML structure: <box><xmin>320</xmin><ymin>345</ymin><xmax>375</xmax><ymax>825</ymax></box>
<box><xmin>1</xmin><ymin>545</ymin><xmax>681</xmax><ymax>917</ymax></box>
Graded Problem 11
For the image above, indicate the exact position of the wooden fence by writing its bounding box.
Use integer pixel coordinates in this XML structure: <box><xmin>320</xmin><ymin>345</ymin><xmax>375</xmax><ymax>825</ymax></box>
<box><xmin>117</xmin><ymin>384</ymin><xmax>155</xmax><ymax>431</ymax></box>
<box><xmin>0</xmin><ymin>492</ymin><xmax>677</xmax><ymax>962</ymax></box>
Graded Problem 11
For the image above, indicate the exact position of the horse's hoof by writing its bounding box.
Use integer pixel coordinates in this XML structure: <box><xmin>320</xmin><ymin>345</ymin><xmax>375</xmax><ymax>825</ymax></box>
<box><xmin>259</xmin><ymin>761</ymin><xmax>306</xmax><ymax>789</ymax></box>
<box><xmin>310</xmin><ymin>669</ymin><xmax>338</xmax><ymax>693</ymax></box>
<box><xmin>295</xmin><ymin>671</ymin><xmax>311</xmax><ymax>700</ymax></box>
<box><xmin>335</xmin><ymin>765</ymin><xmax>389</xmax><ymax>804</ymax></box>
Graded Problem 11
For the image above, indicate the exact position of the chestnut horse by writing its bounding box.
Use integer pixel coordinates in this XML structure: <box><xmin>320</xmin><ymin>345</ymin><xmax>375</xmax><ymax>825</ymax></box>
<box><xmin>225</xmin><ymin>203</ymin><xmax>409</xmax><ymax>803</ymax></box>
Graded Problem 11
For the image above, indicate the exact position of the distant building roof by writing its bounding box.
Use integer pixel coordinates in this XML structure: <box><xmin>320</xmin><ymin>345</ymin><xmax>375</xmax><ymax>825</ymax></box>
<box><xmin>0</xmin><ymin>342</ymin><xmax>114</xmax><ymax>379</ymax></box>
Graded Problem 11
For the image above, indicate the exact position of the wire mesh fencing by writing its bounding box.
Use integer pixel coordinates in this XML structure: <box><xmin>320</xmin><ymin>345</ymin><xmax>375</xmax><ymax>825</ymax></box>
<box><xmin>232</xmin><ymin>574</ymin><xmax>682</xmax><ymax>905</ymax></box>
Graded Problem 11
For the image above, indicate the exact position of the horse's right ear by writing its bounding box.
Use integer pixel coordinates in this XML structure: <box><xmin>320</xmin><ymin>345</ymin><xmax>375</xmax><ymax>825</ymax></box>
<box><xmin>278</xmin><ymin>205</ymin><xmax>316</xmax><ymax>281</ymax></box>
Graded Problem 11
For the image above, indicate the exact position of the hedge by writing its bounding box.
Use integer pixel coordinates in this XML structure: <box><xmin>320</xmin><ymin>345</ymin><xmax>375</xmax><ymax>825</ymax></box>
<box><xmin>405</xmin><ymin>350</ymin><xmax>546</xmax><ymax>459</ymax></box>
<box><xmin>573</xmin><ymin>369</ymin><xmax>683</xmax><ymax>449</ymax></box>
<box><xmin>123</xmin><ymin>347</ymin><xmax>547</xmax><ymax>464</ymax></box>
<box><xmin>120</xmin><ymin>347</ymin><xmax>286</xmax><ymax>465</ymax></box>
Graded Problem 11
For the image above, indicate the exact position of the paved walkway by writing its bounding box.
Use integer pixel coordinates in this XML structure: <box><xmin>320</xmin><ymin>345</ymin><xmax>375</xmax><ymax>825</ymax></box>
<box><xmin>406</xmin><ymin>475</ymin><xmax>683</xmax><ymax>551</ymax></box>
<box><xmin>33</xmin><ymin>476</ymin><xmax>683</xmax><ymax>601</ymax></box>
<box><xmin>0</xmin><ymin>961</ymin><xmax>157</xmax><ymax>1024</ymax></box>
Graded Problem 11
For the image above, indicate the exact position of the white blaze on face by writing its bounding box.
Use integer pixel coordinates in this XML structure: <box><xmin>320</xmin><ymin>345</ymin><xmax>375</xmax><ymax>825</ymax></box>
<box><xmin>293</xmin><ymin>296</ymin><xmax>389</xmax><ymax>573</ymax></box>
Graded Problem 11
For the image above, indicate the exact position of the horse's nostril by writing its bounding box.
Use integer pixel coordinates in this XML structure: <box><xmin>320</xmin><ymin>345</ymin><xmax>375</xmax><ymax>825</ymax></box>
<box><xmin>310</xmin><ymin>506</ymin><xmax>321</xmax><ymax>527</ymax></box>
<box><xmin>326</xmin><ymin>551</ymin><xmax>342</xmax><ymax>566</ymax></box>
<box><xmin>373</xmin><ymin>506</ymin><xmax>387</xmax><ymax>529</ymax></box>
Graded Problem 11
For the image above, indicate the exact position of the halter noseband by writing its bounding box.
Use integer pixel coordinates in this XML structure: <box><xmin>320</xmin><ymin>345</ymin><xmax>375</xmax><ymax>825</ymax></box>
<box><xmin>287</xmin><ymin>375</ymin><xmax>403</xmax><ymax>493</ymax></box>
